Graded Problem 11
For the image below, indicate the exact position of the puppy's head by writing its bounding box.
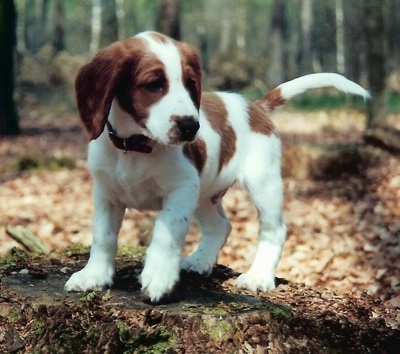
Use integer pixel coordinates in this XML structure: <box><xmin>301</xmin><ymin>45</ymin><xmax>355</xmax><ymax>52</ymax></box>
<box><xmin>75</xmin><ymin>31</ymin><xmax>201</xmax><ymax>144</ymax></box>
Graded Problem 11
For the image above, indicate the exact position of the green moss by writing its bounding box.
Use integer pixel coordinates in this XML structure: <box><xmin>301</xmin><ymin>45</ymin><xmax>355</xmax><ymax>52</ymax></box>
<box><xmin>62</xmin><ymin>243</ymin><xmax>91</xmax><ymax>257</ymax></box>
<box><xmin>120</xmin><ymin>326</ymin><xmax>178</xmax><ymax>353</ymax></box>
<box><xmin>61</xmin><ymin>244</ymin><xmax>146</xmax><ymax>259</ymax></box>
<box><xmin>0</xmin><ymin>247</ymin><xmax>34</xmax><ymax>269</ymax></box>
<box><xmin>181</xmin><ymin>303</ymin><xmax>228</xmax><ymax>316</ymax></box>
<box><xmin>79</xmin><ymin>290</ymin><xmax>99</xmax><ymax>303</ymax></box>
<box><xmin>28</xmin><ymin>318</ymin><xmax>48</xmax><ymax>341</ymax></box>
<box><xmin>7</xmin><ymin>306</ymin><xmax>24</xmax><ymax>324</ymax></box>
<box><xmin>200</xmin><ymin>316</ymin><xmax>235</xmax><ymax>342</ymax></box>
<box><xmin>116</xmin><ymin>245</ymin><xmax>146</xmax><ymax>259</ymax></box>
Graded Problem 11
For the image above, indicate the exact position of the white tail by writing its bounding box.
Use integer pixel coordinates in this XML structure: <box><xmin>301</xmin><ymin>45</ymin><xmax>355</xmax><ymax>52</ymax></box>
<box><xmin>263</xmin><ymin>73</ymin><xmax>370</xmax><ymax>110</ymax></box>
<box><xmin>278</xmin><ymin>73</ymin><xmax>370</xmax><ymax>100</ymax></box>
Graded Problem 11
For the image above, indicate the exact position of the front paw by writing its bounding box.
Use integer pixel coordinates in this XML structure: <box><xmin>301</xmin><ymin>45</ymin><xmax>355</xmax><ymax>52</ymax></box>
<box><xmin>180</xmin><ymin>252</ymin><xmax>215</xmax><ymax>276</ymax></box>
<box><xmin>140</xmin><ymin>255</ymin><xmax>180</xmax><ymax>303</ymax></box>
<box><xmin>65</xmin><ymin>265</ymin><xmax>114</xmax><ymax>292</ymax></box>
<box><xmin>235</xmin><ymin>270</ymin><xmax>276</xmax><ymax>292</ymax></box>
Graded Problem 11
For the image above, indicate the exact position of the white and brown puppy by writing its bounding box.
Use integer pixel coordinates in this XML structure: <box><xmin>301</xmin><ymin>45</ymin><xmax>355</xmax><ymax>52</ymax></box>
<box><xmin>65</xmin><ymin>31</ymin><xmax>369</xmax><ymax>302</ymax></box>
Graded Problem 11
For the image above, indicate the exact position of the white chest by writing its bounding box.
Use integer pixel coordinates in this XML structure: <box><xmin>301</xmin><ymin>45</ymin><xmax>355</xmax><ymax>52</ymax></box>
<box><xmin>88</xmin><ymin>139</ymin><xmax>203</xmax><ymax>211</ymax></box>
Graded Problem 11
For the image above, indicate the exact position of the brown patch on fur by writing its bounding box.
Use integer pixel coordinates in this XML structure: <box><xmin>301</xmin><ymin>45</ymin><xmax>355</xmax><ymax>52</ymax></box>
<box><xmin>117</xmin><ymin>54</ymin><xmax>169</xmax><ymax>127</ymax></box>
<box><xmin>148</xmin><ymin>31</ymin><xmax>169</xmax><ymax>43</ymax></box>
<box><xmin>178</xmin><ymin>42</ymin><xmax>202</xmax><ymax>110</ymax></box>
<box><xmin>75</xmin><ymin>32</ymin><xmax>201</xmax><ymax>141</ymax></box>
<box><xmin>211</xmin><ymin>187</ymin><xmax>229</xmax><ymax>204</ymax></box>
<box><xmin>201</xmin><ymin>93</ymin><xmax>236</xmax><ymax>171</ymax></box>
<box><xmin>75</xmin><ymin>38</ymin><xmax>147</xmax><ymax>140</ymax></box>
<box><xmin>262</xmin><ymin>88</ymin><xmax>287</xmax><ymax>110</ymax></box>
<box><xmin>248</xmin><ymin>102</ymin><xmax>277</xmax><ymax>136</ymax></box>
<box><xmin>183</xmin><ymin>139</ymin><xmax>207</xmax><ymax>174</ymax></box>
<box><xmin>75</xmin><ymin>37</ymin><xmax>173</xmax><ymax>140</ymax></box>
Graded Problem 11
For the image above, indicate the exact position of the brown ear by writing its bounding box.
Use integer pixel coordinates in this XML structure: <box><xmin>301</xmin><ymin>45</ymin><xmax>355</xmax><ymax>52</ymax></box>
<box><xmin>179</xmin><ymin>42</ymin><xmax>202</xmax><ymax>110</ymax></box>
<box><xmin>75</xmin><ymin>41</ymin><xmax>140</xmax><ymax>140</ymax></box>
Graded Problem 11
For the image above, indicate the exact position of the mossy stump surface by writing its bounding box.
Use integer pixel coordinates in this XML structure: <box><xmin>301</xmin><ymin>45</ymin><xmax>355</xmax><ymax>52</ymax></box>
<box><xmin>0</xmin><ymin>248</ymin><xmax>399</xmax><ymax>353</ymax></box>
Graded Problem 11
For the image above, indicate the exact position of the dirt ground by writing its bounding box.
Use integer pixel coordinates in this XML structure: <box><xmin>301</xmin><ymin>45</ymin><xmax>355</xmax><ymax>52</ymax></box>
<box><xmin>1</xmin><ymin>104</ymin><xmax>400</xmax><ymax>308</ymax></box>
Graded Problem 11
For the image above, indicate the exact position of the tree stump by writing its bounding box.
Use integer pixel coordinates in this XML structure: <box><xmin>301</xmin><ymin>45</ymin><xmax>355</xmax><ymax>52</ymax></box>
<box><xmin>0</xmin><ymin>248</ymin><xmax>399</xmax><ymax>353</ymax></box>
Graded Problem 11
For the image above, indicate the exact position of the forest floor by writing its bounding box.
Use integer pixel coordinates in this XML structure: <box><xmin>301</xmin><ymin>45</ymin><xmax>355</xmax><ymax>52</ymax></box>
<box><xmin>1</xmin><ymin>103</ymin><xmax>400</xmax><ymax>307</ymax></box>
<box><xmin>1</xmin><ymin>103</ymin><xmax>400</xmax><ymax>352</ymax></box>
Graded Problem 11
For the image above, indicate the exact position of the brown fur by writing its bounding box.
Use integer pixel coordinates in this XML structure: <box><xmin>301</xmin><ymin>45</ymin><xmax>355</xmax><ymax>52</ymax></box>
<box><xmin>201</xmin><ymin>92</ymin><xmax>237</xmax><ymax>172</ymax></box>
<box><xmin>262</xmin><ymin>88</ymin><xmax>286</xmax><ymax>110</ymax></box>
<box><xmin>249</xmin><ymin>102</ymin><xmax>277</xmax><ymax>136</ymax></box>
<box><xmin>183</xmin><ymin>139</ymin><xmax>207</xmax><ymax>174</ymax></box>
<box><xmin>75</xmin><ymin>34</ymin><xmax>202</xmax><ymax>141</ymax></box>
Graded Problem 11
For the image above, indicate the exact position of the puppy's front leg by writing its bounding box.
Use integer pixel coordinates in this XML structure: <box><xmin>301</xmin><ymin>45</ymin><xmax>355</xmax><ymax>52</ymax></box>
<box><xmin>140</xmin><ymin>181</ymin><xmax>199</xmax><ymax>303</ymax></box>
<box><xmin>65</xmin><ymin>187</ymin><xmax>125</xmax><ymax>292</ymax></box>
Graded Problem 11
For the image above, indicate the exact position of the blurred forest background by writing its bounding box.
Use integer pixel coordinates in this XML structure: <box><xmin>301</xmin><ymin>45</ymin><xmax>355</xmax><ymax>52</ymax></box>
<box><xmin>1</xmin><ymin>0</ymin><xmax>400</xmax><ymax>304</ymax></box>
<box><xmin>1</xmin><ymin>0</ymin><xmax>400</xmax><ymax>137</ymax></box>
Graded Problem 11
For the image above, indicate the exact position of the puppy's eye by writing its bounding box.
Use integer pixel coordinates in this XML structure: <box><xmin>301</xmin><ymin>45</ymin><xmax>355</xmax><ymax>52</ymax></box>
<box><xmin>145</xmin><ymin>78</ymin><xmax>165</xmax><ymax>92</ymax></box>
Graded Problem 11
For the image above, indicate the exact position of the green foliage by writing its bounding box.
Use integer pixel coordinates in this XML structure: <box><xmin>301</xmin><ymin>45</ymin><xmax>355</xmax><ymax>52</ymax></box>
<box><xmin>17</xmin><ymin>155</ymin><xmax>76</xmax><ymax>172</ymax></box>
<box><xmin>0</xmin><ymin>247</ymin><xmax>32</xmax><ymax>268</ymax></box>
<box><xmin>287</xmin><ymin>93</ymin><xmax>369</xmax><ymax>111</ymax></box>
<box><xmin>388</xmin><ymin>92</ymin><xmax>400</xmax><ymax>112</ymax></box>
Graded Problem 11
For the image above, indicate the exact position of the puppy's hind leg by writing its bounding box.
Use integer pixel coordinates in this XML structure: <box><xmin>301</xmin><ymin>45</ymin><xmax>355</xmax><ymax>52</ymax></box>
<box><xmin>181</xmin><ymin>201</ymin><xmax>232</xmax><ymax>275</ymax></box>
<box><xmin>236</xmin><ymin>139</ymin><xmax>286</xmax><ymax>292</ymax></box>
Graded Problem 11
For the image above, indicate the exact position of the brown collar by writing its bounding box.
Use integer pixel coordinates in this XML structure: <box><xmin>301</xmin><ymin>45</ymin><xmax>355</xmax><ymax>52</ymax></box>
<box><xmin>106</xmin><ymin>122</ymin><xmax>152</xmax><ymax>154</ymax></box>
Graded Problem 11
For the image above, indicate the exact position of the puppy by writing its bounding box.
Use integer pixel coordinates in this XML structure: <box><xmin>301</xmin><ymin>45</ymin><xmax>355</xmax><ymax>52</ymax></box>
<box><xmin>65</xmin><ymin>31</ymin><xmax>369</xmax><ymax>302</ymax></box>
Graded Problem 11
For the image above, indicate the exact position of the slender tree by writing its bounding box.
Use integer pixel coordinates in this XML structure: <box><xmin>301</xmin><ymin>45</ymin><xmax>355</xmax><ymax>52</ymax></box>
<box><xmin>300</xmin><ymin>0</ymin><xmax>313</xmax><ymax>74</ymax></box>
<box><xmin>156</xmin><ymin>0</ymin><xmax>181</xmax><ymax>40</ymax></box>
<box><xmin>101</xmin><ymin>0</ymin><xmax>118</xmax><ymax>47</ymax></box>
<box><xmin>363</xmin><ymin>0</ymin><xmax>400</xmax><ymax>150</ymax></box>
<box><xmin>268</xmin><ymin>0</ymin><xmax>286</xmax><ymax>87</ymax></box>
<box><xmin>343</xmin><ymin>0</ymin><xmax>364</xmax><ymax>82</ymax></box>
<box><xmin>90</xmin><ymin>0</ymin><xmax>102</xmax><ymax>55</ymax></box>
<box><xmin>364</xmin><ymin>0</ymin><xmax>386</xmax><ymax>130</ymax></box>
<box><xmin>0</xmin><ymin>0</ymin><xmax>20</xmax><ymax>136</ymax></box>
<box><xmin>53</xmin><ymin>0</ymin><xmax>65</xmax><ymax>53</ymax></box>
<box><xmin>115</xmin><ymin>0</ymin><xmax>126</xmax><ymax>40</ymax></box>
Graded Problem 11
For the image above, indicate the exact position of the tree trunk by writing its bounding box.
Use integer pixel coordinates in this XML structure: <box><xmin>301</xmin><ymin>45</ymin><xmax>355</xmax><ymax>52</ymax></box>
<box><xmin>363</xmin><ymin>0</ymin><xmax>387</xmax><ymax>131</ymax></box>
<box><xmin>218</xmin><ymin>0</ymin><xmax>233</xmax><ymax>55</ymax></box>
<box><xmin>1</xmin><ymin>251</ymin><xmax>399</xmax><ymax>353</ymax></box>
<box><xmin>236</xmin><ymin>0</ymin><xmax>247</xmax><ymax>53</ymax></box>
<box><xmin>115</xmin><ymin>0</ymin><xmax>126</xmax><ymax>40</ymax></box>
<box><xmin>15</xmin><ymin>0</ymin><xmax>26</xmax><ymax>52</ymax></box>
<box><xmin>90</xmin><ymin>0</ymin><xmax>102</xmax><ymax>55</ymax></box>
<box><xmin>335</xmin><ymin>0</ymin><xmax>345</xmax><ymax>74</ymax></box>
<box><xmin>0</xmin><ymin>0</ymin><xmax>20</xmax><ymax>136</ymax></box>
<box><xmin>156</xmin><ymin>0</ymin><xmax>181</xmax><ymax>40</ymax></box>
<box><xmin>300</xmin><ymin>0</ymin><xmax>313</xmax><ymax>74</ymax></box>
<box><xmin>343</xmin><ymin>0</ymin><xmax>364</xmax><ymax>82</ymax></box>
<box><xmin>386</xmin><ymin>0</ymin><xmax>400</xmax><ymax>70</ymax></box>
<box><xmin>267</xmin><ymin>0</ymin><xmax>286</xmax><ymax>87</ymax></box>
<box><xmin>24</xmin><ymin>0</ymin><xmax>50</xmax><ymax>54</ymax></box>
<box><xmin>52</xmin><ymin>0</ymin><xmax>65</xmax><ymax>53</ymax></box>
<box><xmin>100</xmin><ymin>0</ymin><xmax>118</xmax><ymax>48</ymax></box>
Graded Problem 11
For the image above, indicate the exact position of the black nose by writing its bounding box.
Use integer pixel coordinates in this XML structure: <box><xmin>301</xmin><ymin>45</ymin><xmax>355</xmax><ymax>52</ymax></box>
<box><xmin>176</xmin><ymin>118</ymin><xmax>200</xmax><ymax>141</ymax></box>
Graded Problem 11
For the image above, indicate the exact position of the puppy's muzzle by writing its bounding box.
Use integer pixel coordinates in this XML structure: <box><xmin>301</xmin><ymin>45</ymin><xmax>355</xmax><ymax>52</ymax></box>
<box><xmin>176</xmin><ymin>118</ymin><xmax>200</xmax><ymax>142</ymax></box>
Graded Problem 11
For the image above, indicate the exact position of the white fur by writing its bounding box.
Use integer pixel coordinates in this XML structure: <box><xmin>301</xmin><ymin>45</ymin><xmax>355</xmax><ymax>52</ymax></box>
<box><xmin>278</xmin><ymin>73</ymin><xmax>371</xmax><ymax>101</ymax></box>
<box><xmin>141</xmin><ymin>35</ymin><xmax>199</xmax><ymax>144</ymax></box>
<box><xmin>65</xmin><ymin>32</ymin><xmax>369</xmax><ymax>302</ymax></box>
